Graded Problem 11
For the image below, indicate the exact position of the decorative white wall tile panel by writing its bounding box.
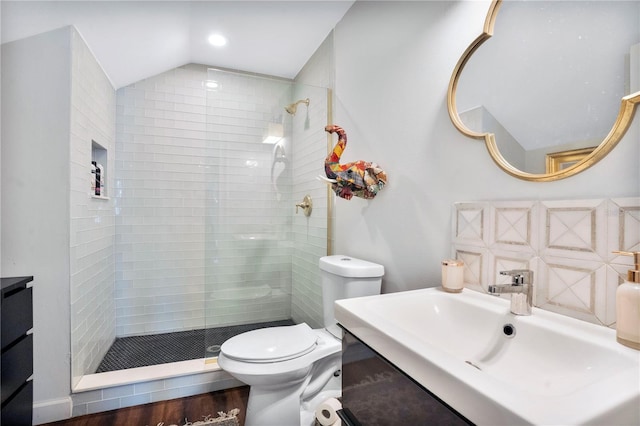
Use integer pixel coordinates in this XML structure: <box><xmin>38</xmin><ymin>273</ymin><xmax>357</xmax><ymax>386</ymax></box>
<box><xmin>540</xmin><ymin>199</ymin><xmax>607</xmax><ymax>261</ymax></box>
<box><xmin>609</xmin><ymin>198</ymin><xmax>640</xmax><ymax>260</ymax></box>
<box><xmin>453</xmin><ymin>245</ymin><xmax>488</xmax><ymax>293</ymax></box>
<box><xmin>452</xmin><ymin>198</ymin><xmax>640</xmax><ymax>327</ymax></box>
<box><xmin>489</xmin><ymin>201</ymin><xmax>538</xmax><ymax>252</ymax></box>
<box><xmin>494</xmin><ymin>207</ymin><xmax>531</xmax><ymax>245</ymax></box>
<box><xmin>453</xmin><ymin>202</ymin><xmax>487</xmax><ymax>246</ymax></box>
<box><xmin>536</xmin><ymin>256</ymin><xmax>608</xmax><ymax>324</ymax></box>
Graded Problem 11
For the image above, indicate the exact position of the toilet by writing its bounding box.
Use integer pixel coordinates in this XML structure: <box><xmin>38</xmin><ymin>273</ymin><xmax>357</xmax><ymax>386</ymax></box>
<box><xmin>217</xmin><ymin>255</ymin><xmax>384</xmax><ymax>426</ymax></box>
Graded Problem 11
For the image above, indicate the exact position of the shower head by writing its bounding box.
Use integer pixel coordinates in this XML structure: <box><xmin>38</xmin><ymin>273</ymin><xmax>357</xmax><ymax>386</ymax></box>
<box><xmin>285</xmin><ymin>98</ymin><xmax>310</xmax><ymax>115</ymax></box>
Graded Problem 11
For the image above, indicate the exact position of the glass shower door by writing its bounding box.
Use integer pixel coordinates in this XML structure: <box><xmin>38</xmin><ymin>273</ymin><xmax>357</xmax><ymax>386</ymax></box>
<box><xmin>203</xmin><ymin>68</ymin><xmax>331</xmax><ymax>359</ymax></box>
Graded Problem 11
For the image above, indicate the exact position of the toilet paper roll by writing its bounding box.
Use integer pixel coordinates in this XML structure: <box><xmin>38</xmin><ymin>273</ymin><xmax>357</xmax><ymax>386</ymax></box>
<box><xmin>315</xmin><ymin>397</ymin><xmax>342</xmax><ymax>426</ymax></box>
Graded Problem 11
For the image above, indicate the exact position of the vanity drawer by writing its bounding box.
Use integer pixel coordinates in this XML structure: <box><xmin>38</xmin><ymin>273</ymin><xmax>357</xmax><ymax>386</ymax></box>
<box><xmin>1</xmin><ymin>334</ymin><xmax>33</xmax><ymax>405</ymax></box>
<box><xmin>340</xmin><ymin>330</ymin><xmax>471</xmax><ymax>426</ymax></box>
<box><xmin>1</xmin><ymin>380</ymin><xmax>33</xmax><ymax>426</ymax></box>
<box><xmin>1</xmin><ymin>285</ymin><xmax>33</xmax><ymax>348</ymax></box>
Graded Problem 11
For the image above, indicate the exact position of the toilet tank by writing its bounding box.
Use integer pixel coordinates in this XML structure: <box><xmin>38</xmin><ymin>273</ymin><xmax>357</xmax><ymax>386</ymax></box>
<box><xmin>319</xmin><ymin>255</ymin><xmax>384</xmax><ymax>338</ymax></box>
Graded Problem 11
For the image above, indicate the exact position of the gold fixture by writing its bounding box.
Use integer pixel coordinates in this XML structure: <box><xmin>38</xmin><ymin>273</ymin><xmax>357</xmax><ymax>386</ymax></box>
<box><xmin>447</xmin><ymin>0</ymin><xmax>640</xmax><ymax>182</ymax></box>
<box><xmin>613</xmin><ymin>251</ymin><xmax>640</xmax><ymax>283</ymax></box>
<box><xmin>295</xmin><ymin>195</ymin><xmax>313</xmax><ymax>216</ymax></box>
<box><xmin>545</xmin><ymin>146</ymin><xmax>597</xmax><ymax>174</ymax></box>
<box><xmin>326</xmin><ymin>89</ymin><xmax>334</xmax><ymax>256</ymax></box>
<box><xmin>285</xmin><ymin>98</ymin><xmax>310</xmax><ymax>115</ymax></box>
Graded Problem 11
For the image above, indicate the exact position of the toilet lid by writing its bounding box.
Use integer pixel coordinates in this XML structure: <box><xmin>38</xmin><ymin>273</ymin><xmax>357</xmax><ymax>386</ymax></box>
<box><xmin>220</xmin><ymin>323</ymin><xmax>317</xmax><ymax>363</ymax></box>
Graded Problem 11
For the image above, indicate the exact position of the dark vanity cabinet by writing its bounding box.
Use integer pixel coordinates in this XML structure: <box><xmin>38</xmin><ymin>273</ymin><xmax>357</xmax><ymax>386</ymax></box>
<box><xmin>339</xmin><ymin>329</ymin><xmax>471</xmax><ymax>426</ymax></box>
<box><xmin>1</xmin><ymin>276</ymin><xmax>34</xmax><ymax>426</ymax></box>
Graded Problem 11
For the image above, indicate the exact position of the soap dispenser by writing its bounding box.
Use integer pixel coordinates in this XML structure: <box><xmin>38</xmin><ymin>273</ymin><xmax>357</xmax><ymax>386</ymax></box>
<box><xmin>614</xmin><ymin>251</ymin><xmax>640</xmax><ymax>350</ymax></box>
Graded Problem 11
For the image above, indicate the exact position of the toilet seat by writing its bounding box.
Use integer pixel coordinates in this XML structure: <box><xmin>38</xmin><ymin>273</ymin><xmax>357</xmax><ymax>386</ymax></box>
<box><xmin>220</xmin><ymin>323</ymin><xmax>318</xmax><ymax>363</ymax></box>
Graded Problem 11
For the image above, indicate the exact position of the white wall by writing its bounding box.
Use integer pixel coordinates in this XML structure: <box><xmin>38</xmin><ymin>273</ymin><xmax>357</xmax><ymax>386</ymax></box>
<box><xmin>2</xmin><ymin>25</ymin><xmax>117</xmax><ymax>423</ymax></box>
<box><xmin>1</xmin><ymin>27</ymin><xmax>73</xmax><ymax>420</ymax></box>
<box><xmin>332</xmin><ymin>1</ymin><xmax>640</xmax><ymax>294</ymax></box>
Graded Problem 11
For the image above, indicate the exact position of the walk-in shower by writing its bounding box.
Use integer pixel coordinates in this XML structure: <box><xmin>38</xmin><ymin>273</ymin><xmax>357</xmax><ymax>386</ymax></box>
<box><xmin>70</xmin><ymin>65</ymin><xmax>332</xmax><ymax>389</ymax></box>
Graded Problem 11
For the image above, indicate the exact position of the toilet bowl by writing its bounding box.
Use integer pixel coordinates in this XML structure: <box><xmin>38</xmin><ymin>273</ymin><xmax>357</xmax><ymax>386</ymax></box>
<box><xmin>217</xmin><ymin>255</ymin><xmax>384</xmax><ymax>426</ymax></box>
<box><xmin>218</xmin><ymin>324</ymin><xmax>342</xmax><ymax>426</ymax></box>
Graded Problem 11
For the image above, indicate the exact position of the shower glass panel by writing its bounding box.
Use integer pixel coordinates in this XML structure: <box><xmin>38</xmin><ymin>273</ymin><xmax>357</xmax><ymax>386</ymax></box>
<box><xmin>69</xmin><ymin>65</ymin><xmax>331</xmax><ymax>383</ymax></box>
<box><xmin>203</xmin><ymin>68</ymin><xmax>330</xmax><ymax>358</ymax></box>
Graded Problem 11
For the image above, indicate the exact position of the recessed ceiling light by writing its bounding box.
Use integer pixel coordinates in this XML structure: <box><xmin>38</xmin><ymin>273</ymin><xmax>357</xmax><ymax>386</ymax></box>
<box><xmin>208</xmin><ymin>34</ymin><xmax>227</xmax><ymax>47</ymax></box>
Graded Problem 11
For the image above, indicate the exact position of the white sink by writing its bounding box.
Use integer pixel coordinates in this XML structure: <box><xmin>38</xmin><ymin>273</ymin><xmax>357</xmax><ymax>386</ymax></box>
<box><xmin>335</xmin><ymin>287</ymin><xmax>640</xmax><ymax>425</ymax></box>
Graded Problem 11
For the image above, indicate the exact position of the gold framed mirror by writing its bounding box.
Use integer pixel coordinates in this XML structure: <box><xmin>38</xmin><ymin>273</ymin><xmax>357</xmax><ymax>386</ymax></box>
<box><xmin>447</xmin><ymin>0</ymin><xmax>640</xmax><ymax>182</ymax></box>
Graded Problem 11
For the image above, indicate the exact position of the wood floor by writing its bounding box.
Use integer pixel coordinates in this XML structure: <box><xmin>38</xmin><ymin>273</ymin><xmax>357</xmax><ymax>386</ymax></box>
<box><xmin>41</xmin><ymin>386</ymin><xmax>249</xmax><ymax>426</ymax></box>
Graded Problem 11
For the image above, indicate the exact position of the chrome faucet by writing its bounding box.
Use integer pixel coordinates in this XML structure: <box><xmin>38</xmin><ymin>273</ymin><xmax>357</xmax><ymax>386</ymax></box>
<box><xmin>488</xmin><ymin>269</ymin><xmax>533</xmax><ymax>315</ymax></box>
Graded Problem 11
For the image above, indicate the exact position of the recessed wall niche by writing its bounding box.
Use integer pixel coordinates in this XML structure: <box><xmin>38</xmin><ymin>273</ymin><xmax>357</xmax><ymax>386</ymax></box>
<box><xmin>91</xmin><ymin>140</ymin><xmax>107</xmax><ymax>198</ymax></box>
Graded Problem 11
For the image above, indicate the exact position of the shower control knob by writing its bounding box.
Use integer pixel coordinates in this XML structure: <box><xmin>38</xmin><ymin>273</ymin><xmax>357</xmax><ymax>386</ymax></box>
<box><xmin>295</xmin><ymin>195</ymin><xmax>313</xmax><ymax>217</ymax></box>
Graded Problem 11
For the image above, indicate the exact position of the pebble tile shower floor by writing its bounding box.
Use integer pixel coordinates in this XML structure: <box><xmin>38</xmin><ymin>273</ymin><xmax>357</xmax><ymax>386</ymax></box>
<box><xmin>96</xmin><ymin>319</ymin><xmax>295</xmax><ymax>372</ymax></box>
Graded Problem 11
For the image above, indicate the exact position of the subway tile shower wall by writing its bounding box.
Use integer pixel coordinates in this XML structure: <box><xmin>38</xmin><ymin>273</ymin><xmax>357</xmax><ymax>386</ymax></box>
<box><xmin>115</xmin><ymin>65</ymin><xmax>294</xmax><ymax>338</ymax></box>
<box><xmin>452</xmin><ymin>198</ymin><xmax>640</xmax><ymax>326</ymax></box>
<box><xmin>290</xmin><ymin>86</ymin><xmax>330</xmax><ymax>329</ymax></box>
<box><xmin>69</xmin><ymin>28</ymin><xmax>117</xmax><ymax>385</ymax></box>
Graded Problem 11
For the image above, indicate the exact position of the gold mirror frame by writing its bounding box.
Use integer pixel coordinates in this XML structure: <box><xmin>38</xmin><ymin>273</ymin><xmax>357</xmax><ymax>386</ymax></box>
<box><xmin>447</xmin><ymin>0</ymin><xmax>640</xmax><ymax>182</ymax></box>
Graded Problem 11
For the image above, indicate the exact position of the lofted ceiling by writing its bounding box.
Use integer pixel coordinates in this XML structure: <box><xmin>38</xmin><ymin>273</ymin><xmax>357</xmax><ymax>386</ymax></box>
<box><xmin>1</xmin><ymin>1</ymin><xmax>354</xmax><ymax>89</ymax></box>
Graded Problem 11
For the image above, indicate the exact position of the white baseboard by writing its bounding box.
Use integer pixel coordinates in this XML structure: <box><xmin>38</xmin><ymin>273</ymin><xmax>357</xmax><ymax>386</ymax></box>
<box><xmin>33</xmin><ymin>396</ymin><xmax>73</xmax><ymax>425</ymax></box>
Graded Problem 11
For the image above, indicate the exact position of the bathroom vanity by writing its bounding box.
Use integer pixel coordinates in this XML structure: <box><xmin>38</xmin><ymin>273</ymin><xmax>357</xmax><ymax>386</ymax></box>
<box><xmin>339</xmin><ymin>329</ymin><xmax>470</xmax><ymax>425</ymax></box>
<box><xmin>335</xmin><ymin>288</ymin><xmax>640</xmax><ymax>425</ymax></box>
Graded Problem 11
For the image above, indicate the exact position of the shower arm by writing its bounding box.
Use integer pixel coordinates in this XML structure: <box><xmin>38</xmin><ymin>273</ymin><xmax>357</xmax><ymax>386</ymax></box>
<box><xmin>285</xmin><ymin>98</ymin><xmax>310</xmax><ymax>115</ymax></box>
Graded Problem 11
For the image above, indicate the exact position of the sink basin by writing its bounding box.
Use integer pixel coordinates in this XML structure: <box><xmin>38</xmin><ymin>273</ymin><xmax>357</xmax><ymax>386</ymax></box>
<box><xmin>335</xmin><ymin>287</ymin><xmax>640</xmax><ymax>425</ymax></box>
